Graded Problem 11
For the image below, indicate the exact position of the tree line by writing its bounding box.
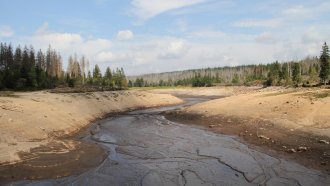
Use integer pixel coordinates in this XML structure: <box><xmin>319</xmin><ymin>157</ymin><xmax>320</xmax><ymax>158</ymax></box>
<box><xmin>129</xmin><ymin>42</ymin><xmax>330</xmax><ymax>87</ymax></box>
<box><xmin>0</xmin><ymin>42</ymin><xmax>128</xmax><ymax>91</ymax></box>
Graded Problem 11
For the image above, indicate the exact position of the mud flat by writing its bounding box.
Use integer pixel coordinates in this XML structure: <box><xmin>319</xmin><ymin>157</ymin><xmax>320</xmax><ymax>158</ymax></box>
<box><xmin>164</xmin><ymin>87</ymin><xmax>330</xmax><ymax>173</ymax></box>
<box><xmin>0</xmin><ymin>90</ymin><xmax>182</xmax><ymax>183</ymax></box>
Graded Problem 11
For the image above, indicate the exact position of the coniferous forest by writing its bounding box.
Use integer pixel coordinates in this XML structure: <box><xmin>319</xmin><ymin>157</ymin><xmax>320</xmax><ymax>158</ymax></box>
<box><xmin>0</xmin><ymin>42</ymin><xmax>128</xmax><ymax>91</ymax></box>
<box><xmin>128</xmin><ymin>43</ymin><xmax>330</xmax><ymax>88</ymax></box>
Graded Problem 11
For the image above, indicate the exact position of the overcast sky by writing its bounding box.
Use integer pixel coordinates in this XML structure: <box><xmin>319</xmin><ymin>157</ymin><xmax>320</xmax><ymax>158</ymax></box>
<box><xmin>0</xmin><ymin>0</ymin><xmax>329</xmax><ymax>75</ymax></box>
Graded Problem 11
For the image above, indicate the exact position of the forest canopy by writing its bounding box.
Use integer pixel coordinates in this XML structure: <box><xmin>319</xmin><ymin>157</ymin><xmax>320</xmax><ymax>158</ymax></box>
<box><xmin>0</xmin><ymin>42</ymin><xmax>128</xmax><ymax>91</ymax></box>
<box><xmin>129</xmin><ymin>43</ymin><xmax>330</xmax><ymax>88</ymax></box>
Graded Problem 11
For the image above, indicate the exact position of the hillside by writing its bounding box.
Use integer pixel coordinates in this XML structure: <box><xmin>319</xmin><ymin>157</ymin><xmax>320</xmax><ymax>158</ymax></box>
<box><xmin>128</xmin><ymin>56</ymin><xmax>320</xmax><ymax>87</ymax></box>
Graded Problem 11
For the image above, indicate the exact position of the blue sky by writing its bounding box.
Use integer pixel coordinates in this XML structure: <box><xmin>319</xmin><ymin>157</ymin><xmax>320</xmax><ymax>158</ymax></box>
<box><xmin>0</xmin><ymin>0</ymin><xmax>329</xmax><ymax>75</ymax></box>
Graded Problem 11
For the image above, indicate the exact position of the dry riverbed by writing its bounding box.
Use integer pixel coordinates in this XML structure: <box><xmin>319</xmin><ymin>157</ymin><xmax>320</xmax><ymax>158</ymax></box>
<box><xmin>1</xmin><ymin>86</ymin><xmax>330</xmax><ymax>185</ymax></box>
<box><xmin>0</xmin><ymin>90</ymin><xmax>182</xmax><ymax>182</ymax></box>
<box><xmin>163</xmin><ymin>87</ymin><xmax>330</xmax><ymax>173</ymax></box>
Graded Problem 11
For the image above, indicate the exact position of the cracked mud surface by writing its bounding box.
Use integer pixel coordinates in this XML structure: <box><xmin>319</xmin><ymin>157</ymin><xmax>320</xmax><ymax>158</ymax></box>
<box><xmin>11</xmin><ymin>98</ymin><xmax>330</xmax><ymax>186</ymax></box>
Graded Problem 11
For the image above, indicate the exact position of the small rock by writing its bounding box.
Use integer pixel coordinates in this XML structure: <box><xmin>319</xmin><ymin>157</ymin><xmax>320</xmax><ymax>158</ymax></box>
<box><xmin>297</xmin><ymin>146</ymin><xmax>308</xmax><ymax>152</ymax></box>
<box><xmin>209</xmin><ymin>125</ymin><xmax>216</xmax><ymax>128</ymax></box>
<box><xmin>318</xmin><ymin>140</ymin><xmax>330</xmax><ymax>144</ymax></box>
<box><xmin>258</xmin><ymin>135</ymin><xmax>270</xmax><ymax>140</ymax></box>
<box><xmin>311</xmin><ymin>102</ymin><xmax>314</xmax><ymax>104</ymax></box>
<box><xmin>321</xmin><ymin>162</ymin><xmax>327</xmax><ymax>166</ymax></box>
<box><xmin>282</xmin><ymin>146</ymin><xmax>287</xmax><ymax>149</ymax></box>
<box><xmin>287</xmin><ymin>148</ymin><xmax>296</xmax><ymax>153</ymax></box>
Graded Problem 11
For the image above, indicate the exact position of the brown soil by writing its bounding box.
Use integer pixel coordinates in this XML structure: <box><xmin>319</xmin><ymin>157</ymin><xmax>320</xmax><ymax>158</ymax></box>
<box><xmin>0</xmin><ymin>140</ymin><xmax>106</xmax><ymax>184</ymax></box>
<box><xmin>164</xmin><ymin>111</ymin><xmax>330</xmax><ymax>174</ymax></box>
<box><xmin>0</xmin><ymin>90</ymin><xmax>182</xmax><ymax>164</ymax></box>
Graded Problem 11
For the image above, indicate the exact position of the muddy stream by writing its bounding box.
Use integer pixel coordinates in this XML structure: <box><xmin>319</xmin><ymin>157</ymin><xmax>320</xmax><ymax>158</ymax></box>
<box><xmin>13</xmin><ymin>97</ymin><xmax>330</xmax><ymax>186</ymax></box>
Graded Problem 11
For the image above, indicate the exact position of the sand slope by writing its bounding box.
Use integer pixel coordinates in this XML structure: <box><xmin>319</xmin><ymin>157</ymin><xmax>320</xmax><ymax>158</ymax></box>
<box><xmin>0</xmin><ymin>90</ymin><xmax>182</xmax><ymax>163</ymax></box>
<box><xmin>184</xmin><ymin>88</ymin><xmax>330</xmax><ymax>136</ymax></box>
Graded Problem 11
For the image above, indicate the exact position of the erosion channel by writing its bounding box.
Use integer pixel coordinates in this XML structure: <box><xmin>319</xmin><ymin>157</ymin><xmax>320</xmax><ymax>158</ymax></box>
<box><xmin>13</xmin><ymin>96</ymin><xmax>330</xmax><ymax>186</ymax></box>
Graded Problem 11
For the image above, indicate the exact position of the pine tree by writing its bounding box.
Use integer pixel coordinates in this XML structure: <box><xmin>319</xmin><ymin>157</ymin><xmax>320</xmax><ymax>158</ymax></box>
<box><xmin>292</xmin><ymin>63</ymin><xmax>301</xmax><ymax>85</ymax></box>
<box><xmin>93</xmin><ymin>64</ymin><xmax>102</xmax><ymax>85</ymax></box>
<box><xmin>87</xmin><ymin>70</ymin><xmax>93</xmax><ymax>84</ymax></box>
<box><xmin>319</xmin><ymin>42</ymin><xmax>330</xmax><ymax>85</ymax></box>
<box><xmin>3</xmin><ymin>44</ymin><xmax>15</xmax><ymax>89</ymax></box>
<box><xmin>104</xmin><ymin>67</ymin><xmax>113</xmax><ymax>87</ymax></box>
<box><xmin>266</xmin><ymin>61</ymin><xmax>281</xmax><ymax>86</ymax></box>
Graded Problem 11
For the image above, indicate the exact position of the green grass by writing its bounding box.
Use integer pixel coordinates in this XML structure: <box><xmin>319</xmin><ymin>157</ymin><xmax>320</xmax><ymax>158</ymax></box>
<box><xmin>312</xmin><ymin>91</ymin><xmax>330</xmax><ymax>99</ymax></box>
<box><xmin>299</xmin><ymin>90</ymin><xmax>330</xmax><ymax>99</ymax></box>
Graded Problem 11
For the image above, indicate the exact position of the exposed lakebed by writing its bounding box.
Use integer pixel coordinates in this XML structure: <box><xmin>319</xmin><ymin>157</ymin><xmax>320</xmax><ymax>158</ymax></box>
<box><xmin>11</xmin><ymin>97</ymin><xmax>330</xmax><ymax>186</ymax></box>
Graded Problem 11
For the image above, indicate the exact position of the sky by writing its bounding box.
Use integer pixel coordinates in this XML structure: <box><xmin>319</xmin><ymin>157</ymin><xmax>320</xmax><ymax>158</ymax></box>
<box><xmin>0</xmin><ymin>0</ymin><xmax>329</xmax><ymax>75</ymax></box>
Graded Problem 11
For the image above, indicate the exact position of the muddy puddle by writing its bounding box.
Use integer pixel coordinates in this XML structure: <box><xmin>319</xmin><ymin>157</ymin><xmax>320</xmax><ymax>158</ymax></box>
<box><xmin>12</xmin><ymin>97</ymin><xmax>330</xmax><ymax>186</ymax></box>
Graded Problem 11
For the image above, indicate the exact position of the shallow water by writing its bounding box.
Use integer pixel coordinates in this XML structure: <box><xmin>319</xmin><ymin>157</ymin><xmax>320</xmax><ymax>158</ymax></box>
<box><xmin>14</xmin><ymin>97</ymin><xmax>330</xmax><ymax>186</ymax></box>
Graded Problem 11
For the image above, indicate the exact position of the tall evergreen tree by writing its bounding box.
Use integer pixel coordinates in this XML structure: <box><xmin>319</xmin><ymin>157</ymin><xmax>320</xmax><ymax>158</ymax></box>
<box><xmin>319</xmin><ymin>42</ymin><xmax>330</xmax><ymax>85</ymax></box>
<box><xmin>104</xmin><ymin>67</ymin><xmax>113</xmax><ymax>87</ymax></box>
<box><xmin>292</xmin><ymin>63</ymin><xmax>301</xmax><ymax>85</ymax></box>
<box><xmin>93</xmin><ymin>64</ymin><xmax>102</xmax><ymax>85</ymax></box>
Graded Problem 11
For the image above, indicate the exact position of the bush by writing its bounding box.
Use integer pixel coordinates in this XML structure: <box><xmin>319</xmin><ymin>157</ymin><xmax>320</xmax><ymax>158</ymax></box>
<box><xmin>68</xmin><ymin>78</ymin><xmax>75</xmax><ymax>87</ymax></box>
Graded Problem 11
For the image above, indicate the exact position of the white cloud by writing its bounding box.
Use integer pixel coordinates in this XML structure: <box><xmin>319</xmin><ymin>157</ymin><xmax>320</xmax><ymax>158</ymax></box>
<box><xmin>188</xmin><ymin>30</ymin><xmax>227</xmax><ymax>39</ymax></box>
<box><xmin>95</xmin><ymin>51</ymin><xmax>115</xmax><ymax>62</ymax></box>
<box><xmin>281</xmin><ymin>5</ymin><xmax>309</xmax><ymax>17</ymax></box>
<box><xmin>116</xmin><ymin>30</ymin><xmax>134</xmax><ymax>40</ymax></box>
<box><xmin>159</xmin><ymin>40</ymin><xmax>188</xmax><ymax>59</ymax></box>
<box><xmin>255</xmin><ymin>32</ymin><xmax>277</xmax><ymax>44</ymax></box>
<box><xmin>0</xmin><ymin>26</ymin><xmax>14</xmax><ymax>37</ymax></box>
<box><xmin>131</xmin><ymin>0</ymin><xmax>208</xmax><ymax>21</ymax></box>
<box><xmin>9</xmin><ymin>13</ymin><xmax>330</xmax><ymax>76</ymax></box>
<box><xmin>232</xmin><ymin>19</ymin><xmax>281</xmax><ymax>28</ymax></box>
<box><xmin>20</xmin><ymin>23</ymin><xmax>112</xmax><ymax>71</ymax></box>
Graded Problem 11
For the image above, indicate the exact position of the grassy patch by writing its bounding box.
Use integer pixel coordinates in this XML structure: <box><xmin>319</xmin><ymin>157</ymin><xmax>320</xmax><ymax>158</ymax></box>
<box><xmin>262</xmin><ymin>90</ymin><xmax>297</xmax><ymax>97</ymax></box>
<box><xmin>312</xmin><ymin>91</ymin><xmax>330</xmax><ymax>99</ymax></box>
<box><xmin>299</xmin><ymin>90</ymin><xmax>330</xmax><ymax>99</ymax></box>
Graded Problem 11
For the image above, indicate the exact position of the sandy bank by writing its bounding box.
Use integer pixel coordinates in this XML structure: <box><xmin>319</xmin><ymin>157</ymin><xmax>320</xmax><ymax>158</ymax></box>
<box><xmin>183</xmin><ymin>88</ymin><xmax>330</xmax><ymax>136</ymax></box>
<box><xmin>163</xmin><ymin>87</ymin><xmax>330</xmax><ymax>172</ymax></box>
<box><xmin>149</xmin><ymin>86</ymin><xmax>264</xmax><ymax>97</ymax></box>
<box><xmin>0</xmin><ymin>90</ymin><xmax>182</xmax><ymax>164</ymax></box>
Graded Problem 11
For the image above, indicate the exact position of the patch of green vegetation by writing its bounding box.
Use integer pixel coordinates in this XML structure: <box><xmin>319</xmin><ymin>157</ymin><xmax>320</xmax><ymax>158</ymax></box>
<box><xmin>0</xmin><ymin>91</ymin><xmax>18</xmax><ymax>97</ymax></box>
<box><xmin>313</xmin><ymin>91</ymin><xmax>330</xmax><ymax>99</ymax></box>
<box><xmin>262</xmin><ymin>90</ymin><xmax>297</xmax><ymax>97</ymax></box>
<box><xmin>299</xmin><ymin>90</ymin><xmax>330</xmax><ymax>99</ymax></box>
